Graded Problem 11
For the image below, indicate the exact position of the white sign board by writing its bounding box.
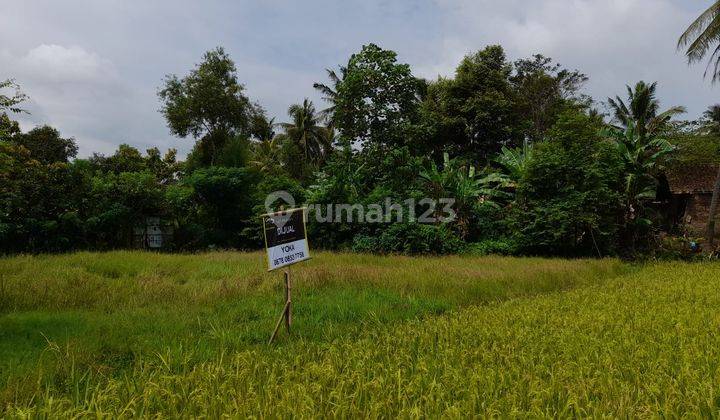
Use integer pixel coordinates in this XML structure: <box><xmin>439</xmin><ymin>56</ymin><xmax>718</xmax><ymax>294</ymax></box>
<box><xmin>262</xmin><ymin>208</ymin><xmax>311</xmax><ymax>271</ymax></box>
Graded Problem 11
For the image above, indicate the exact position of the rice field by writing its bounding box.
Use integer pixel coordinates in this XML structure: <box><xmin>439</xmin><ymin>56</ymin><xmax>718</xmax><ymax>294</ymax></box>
<box><xmin>1</xmin><ymin>252</ymin><xmax>719</xmax><ymax>416</ymax></box>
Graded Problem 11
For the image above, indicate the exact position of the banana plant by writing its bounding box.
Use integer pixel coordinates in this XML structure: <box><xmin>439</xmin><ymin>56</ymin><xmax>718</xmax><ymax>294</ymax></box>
<box><xmin>496</xmin><ymin>138</ymin><xmax>534</xmax><ymax>186</ymax></box>
<box><xmin>605</xmin><ymin>121</ymin><xmax>675</xmax><ymax>229</ymax></box>
<box><xmin>419</xmin><ymin>152</ymin><xmax>510</xmax><ymax>238</ymax></box>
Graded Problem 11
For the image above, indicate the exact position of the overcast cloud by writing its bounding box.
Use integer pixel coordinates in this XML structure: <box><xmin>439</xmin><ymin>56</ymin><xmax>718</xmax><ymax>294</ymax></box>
<box><xmin>0</xmin><ymin>0</ymin><xmax>716</xmax><ymax>157</ymax></box>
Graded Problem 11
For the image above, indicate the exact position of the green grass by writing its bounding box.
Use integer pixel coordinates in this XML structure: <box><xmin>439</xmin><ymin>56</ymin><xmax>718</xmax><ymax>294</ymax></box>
<box><xmin>3</xmin><ymin>251</ymin><xmax>720</xmax><ymax>416</ymax></box>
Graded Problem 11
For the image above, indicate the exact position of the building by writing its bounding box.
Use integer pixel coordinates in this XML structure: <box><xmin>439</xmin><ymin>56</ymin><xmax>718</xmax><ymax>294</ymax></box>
<box><xmin>660</xmin><ymin>164</ymin><xmax>719</xmax><ymax>239</ymax></box>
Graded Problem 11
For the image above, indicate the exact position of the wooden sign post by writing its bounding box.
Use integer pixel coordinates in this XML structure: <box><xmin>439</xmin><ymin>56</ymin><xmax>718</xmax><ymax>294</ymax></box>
<box><xmin>262</xmin><ymin>208</ymin><xmax>310</xmax><ymax>344</ymax></box>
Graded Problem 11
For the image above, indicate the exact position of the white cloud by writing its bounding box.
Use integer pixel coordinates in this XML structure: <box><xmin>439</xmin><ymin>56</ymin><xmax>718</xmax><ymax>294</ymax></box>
<box><xmin>422</xmin><ymin>0</ymin><xmax>717</xmax><ymax>117</ymax></box>
<box><xmin>18</xmin><ymin>44</ymin><xmax>116</xmax><ymax>84</ymax></box>
<box><xmin>0</xmin><ymin>0</ymin><xmax>717</xmax><ymax>158</ymax></box>
<box><xmin>1</xmin><ymin>44</ymin><xmax>173</xmax><ymax>156</ymax></box>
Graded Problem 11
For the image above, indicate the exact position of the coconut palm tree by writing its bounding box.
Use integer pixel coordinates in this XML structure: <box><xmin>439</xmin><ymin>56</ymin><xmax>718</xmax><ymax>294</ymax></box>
<box><xmin>281</xmin><ymin>99</ymin><xmax>331</xmax><ymax>165</ymax></box>
<box><xmin>678</xmin><ymin>2</ymin><xmax>720</xmax><ymax>82</ymax></box>
<box><xmin>607</xmin><ymin>81</ymin><xmax>686</xmax><ymax>140</ymax></box>
<box><xmin>250</xmin><ymin>135</ymin><xmax>281</xmax><ymax>173</ymax></box>
<box><xmin>313</xmin><ymin>67</ymin><xmax>346</xmax><ymax>125</ymax></box>
<box><xmin>704</xmin><ymin>104</ymin><xmax>720</xmax><ymax>135</ymax></box>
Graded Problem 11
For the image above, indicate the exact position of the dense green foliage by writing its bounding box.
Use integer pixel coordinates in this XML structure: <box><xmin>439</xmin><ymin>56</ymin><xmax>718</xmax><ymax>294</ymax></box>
<box><xmin>510</xmin><ymin>111</ymin><xmax>623</xmax><ymax>256</ymax></box>
<box><xmin>1</xmin><ymin>42</ymin><xmax>716</xmax><ymax>257</ymax></box>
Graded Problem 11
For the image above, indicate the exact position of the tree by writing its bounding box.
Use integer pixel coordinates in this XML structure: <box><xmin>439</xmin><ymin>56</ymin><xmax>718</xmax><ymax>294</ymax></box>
<box><xmin>678</xmin><ymin>2</ymin><xmax>720</xmax><ymax>82</ymax></box>
<box><xmin>85</xmin><ymin>171</ymin><xmax>165</xmax><ymax>249</ymax></box>
<box><xmin>511</xmin><ymin>55</ymin><xmax>589</xmax><ymax>141</ymax></box>
<box><xmin>281</xmin><ymin>99</ymin><xmax>331</xmax><ymax>164</ymax></box>
<box><xmin>496</xmin><ymin>139</ymin><xmax>534</xmax><ymax>185</ymax></box>
<box><xmin>183</xmin><ymin>167</ymin><xmax>259</xmax><ymax>247</ymax></box>
<box><xmin>419</xmin><ymin>46</ymin><xmax>517</xmax><ymax>162</ymax></box>
<box><xmin>12</xmin><ymin>125</ymin><xmax>78</xmax><ymax>164</ymax></box>
<box><xmin>607</xmin><ymin>81</ymin><xmax>686</xmax><ymax>140</ymax></box>
<box><xmin>511</xmin><ymin>110</ymin><xmax>624</xmax><ymax>256</ymax></box>
<box><xmin>0</xmin><ymin>79</ymin><xmax>26</xmax><ymax>115</ymax></box>
<box><xmin>146</xmin><ymin>147</ymin><xmax>180</xmax><ymax>184</ymax></box>
<box><xmin>0</xmin><ymin>79</ymin><xmax>27</xmax><ymax>141</ymax></box>
<box><xmin>250</xmin><ymin>135</ymin><xmax>282</xmax><ymax>174</ymax></box>
<box><xmin>0</xmin><ymin>137</ymin><xmax>86</xmax><ymax>252</ymax></box>
<box><xmin>90</xmin><ymin>144</ymin><xmax>147</xmax><ymax>174</ymax></box>
<box><xmin>334</xmin><ymin>44</ymin><xmax>421</xmax><ymax>149</ymax></box>
<box><xmin>158</xmin><ymin>47</ymin><xmax>261</xmax><ymax>166</ymax></box>
<box><xmin>678</xmin><ymin>3</ymin><xmax>720</xmax><ymax>246</ymax></box>
<box><xmin>251</xmin><ymin>114</ymin><xmax>276</xmax><ymax>142</ymax></box>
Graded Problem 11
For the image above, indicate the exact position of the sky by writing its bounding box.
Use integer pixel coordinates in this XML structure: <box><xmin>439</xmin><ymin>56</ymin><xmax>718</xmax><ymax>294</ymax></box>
<box><xmin>0</xmin><ymin>0</ymin><xmax>717</xmax><ymax>157</ymax></box>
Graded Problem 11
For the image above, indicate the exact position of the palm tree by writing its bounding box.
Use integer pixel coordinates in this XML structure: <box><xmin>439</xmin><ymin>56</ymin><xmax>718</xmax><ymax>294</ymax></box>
<box><xmin>703</xmin><ymin>104</ymin><xmax>720</xmax><ymax>135</ymax></box>
<box><xmin>607</xmin><ymin>81</ymin><xmax>686</xmax><ymax>140</ymax></box>
<box><xmin>250</xmin><ymin>135</ymin><xmax>281</xmax><ymax>173</ymax></box>
<box><xmin>281</xmin><ymin>99</ymin><xmax>331</xmax><ymax>165</ymax></box>
<box><xmin>678</xmin><ymin>2</ymin><xmax>720</xmax><ymax>82</ymax></box>
<box><xmin>312</xmin><ymin>67</ymin><xmax>346</xmax><ymax>125</ymax></box>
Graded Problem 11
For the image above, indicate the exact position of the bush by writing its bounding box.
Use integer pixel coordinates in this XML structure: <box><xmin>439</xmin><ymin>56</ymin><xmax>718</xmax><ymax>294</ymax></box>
<box><xmin>652</xmin><ymin>234</ymin><xmax>705</xmax><ymax>261</ymax></box>
<box><xmin>352</xmin><ymin>223</ymin><xmax>465</xmax><ymax>255</ymax></box>
<box><xmin>464</xmin><ymin>239</ymin><xmax>517</xmax><ymax>256</ymax></box>
<box><xmin>183</xmin><ymin>167</ymin><xmax>259</xmax><ymax>248</ymax></box>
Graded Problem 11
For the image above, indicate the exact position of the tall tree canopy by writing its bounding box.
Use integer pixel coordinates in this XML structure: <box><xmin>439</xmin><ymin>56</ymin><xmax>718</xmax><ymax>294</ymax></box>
<box><xmin>704</xmin><ymin>104</ymin><xmax>720</xmax><ymax>135</ymax></box>
<box><xmin>158</xmin><ymin>47</ymin><xmax>264</xmax><ymax>166</ymax></box>
<box><xmin>511</xmin><ymin>55</ymin><xmax>589</xmax><ymax>141</ymax></box>
<box><xmin>313</xmin><ymin>67</ymin><xmax>346</xmax><ymax>126</ymax></box>
<box><xmin>420</xmin><ymin>45</ymin><xmax>517</xmax><ymax>163</ymax></box>
<box><xmin>333</xmin><ymin>44</ymin><xmax>421</xmax><ymax>149</ymax></box>
<box><xmin>12</xmin><ymin>126</ymin><xmax>78</xmax><ymax>164</ymax></box>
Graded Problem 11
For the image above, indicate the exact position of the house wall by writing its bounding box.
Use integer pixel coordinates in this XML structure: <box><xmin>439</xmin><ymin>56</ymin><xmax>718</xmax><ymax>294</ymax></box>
<box><xmin>683</xmin><ymin>194</ymin><xmax>713</xmax><ymax>237</ymax></box>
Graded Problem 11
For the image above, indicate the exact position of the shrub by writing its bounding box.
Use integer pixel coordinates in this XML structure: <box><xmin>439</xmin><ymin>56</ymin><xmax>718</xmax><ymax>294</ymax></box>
<box><xmin>352</xmin><ymin>223</ymin><xmax>465</xmax><ymax>255</ymax></box>
<box><xmin>464</xmin><ymin>239</ymin><xmax>517</xmax><ymax>256</ymax></box>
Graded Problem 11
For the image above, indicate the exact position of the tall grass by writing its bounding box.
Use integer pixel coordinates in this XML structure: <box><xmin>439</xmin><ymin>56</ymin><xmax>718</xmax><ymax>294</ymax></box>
<box><xmin>0</xmin><ymin>251</ymin><xmax>651</xmax><ymax>416</ymax></box>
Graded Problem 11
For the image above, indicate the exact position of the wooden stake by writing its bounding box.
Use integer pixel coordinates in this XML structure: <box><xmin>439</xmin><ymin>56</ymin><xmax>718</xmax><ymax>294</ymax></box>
<box><xmin>268</xmin><ymin>301</ymin><xmax>290</xmax><ymax>344</ymax></box>
<box><xmin>284</xmin><ymin>270</ymin><xmax>292</xmax><ymax>334</ymax></box>
<box><xmin>268</xmin><ymin>269</ymin><xmax>292</xmax><ymax>344</ymax></box>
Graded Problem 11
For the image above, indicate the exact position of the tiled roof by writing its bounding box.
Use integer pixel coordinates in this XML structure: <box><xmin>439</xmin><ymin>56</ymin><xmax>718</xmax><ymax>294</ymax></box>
<box><xmin>666</xmin><ymin>164</ymin><xmax>719</xmax><ymax>194</ymax></box>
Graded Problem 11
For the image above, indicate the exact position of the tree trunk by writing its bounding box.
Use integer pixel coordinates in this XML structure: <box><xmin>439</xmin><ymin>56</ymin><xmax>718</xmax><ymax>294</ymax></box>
<box><xmin>706</xmin><ymin>165</ymin><xmax>720</xmax><ymax>249</ymax></box>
